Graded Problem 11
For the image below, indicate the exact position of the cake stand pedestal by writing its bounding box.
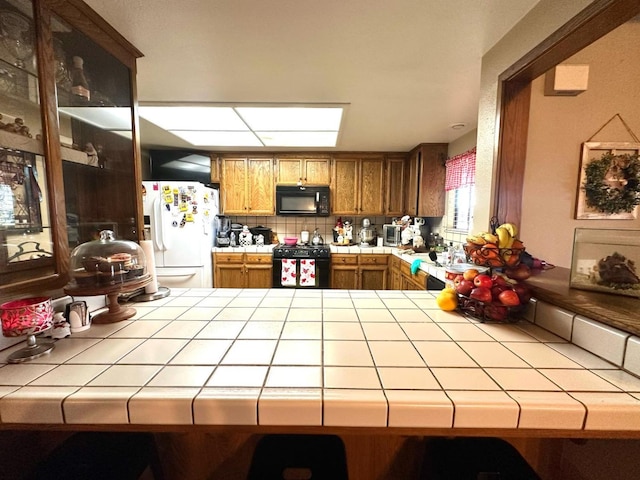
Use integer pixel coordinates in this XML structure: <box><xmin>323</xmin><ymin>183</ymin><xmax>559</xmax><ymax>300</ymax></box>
<box><xmin>64</xmin><ymin>275</ymin><xmax>151</xmax><ymax>324</ymax></box>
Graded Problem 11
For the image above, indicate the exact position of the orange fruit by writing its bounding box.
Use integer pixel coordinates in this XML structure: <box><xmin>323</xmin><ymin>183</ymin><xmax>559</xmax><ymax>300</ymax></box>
<box><xmin>436</xmin><ymin>289</ymin><xmax>458</xmax><ymax>311</ymax></box>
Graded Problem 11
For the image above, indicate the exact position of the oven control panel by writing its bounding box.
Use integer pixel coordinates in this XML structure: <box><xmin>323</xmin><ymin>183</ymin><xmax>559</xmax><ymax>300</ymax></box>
<box><xmin>273</xmin><ymin>247</ymin><xmax>330</xmax><ymax>259</ymax></box>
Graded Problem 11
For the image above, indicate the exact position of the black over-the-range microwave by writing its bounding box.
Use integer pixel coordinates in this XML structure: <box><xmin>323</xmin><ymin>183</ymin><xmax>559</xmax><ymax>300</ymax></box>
<box><xmin>275</xmin><ymin>185</ymin><xmax>330</xmax><ymax>216</ymax></box>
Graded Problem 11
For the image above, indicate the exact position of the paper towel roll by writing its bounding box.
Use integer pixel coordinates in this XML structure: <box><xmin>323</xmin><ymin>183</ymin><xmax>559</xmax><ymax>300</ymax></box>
<box><xmin>140</xmin><ymin>240</ymin><xmax>158</xmax><ymax>294</ymax></box>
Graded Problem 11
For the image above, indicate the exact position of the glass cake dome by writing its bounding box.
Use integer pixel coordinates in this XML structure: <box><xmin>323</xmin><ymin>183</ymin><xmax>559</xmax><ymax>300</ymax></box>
<box><xmin>68</xmin><ymin>230</ymin><xmax>147</xmax><ymax>289</ymax></box>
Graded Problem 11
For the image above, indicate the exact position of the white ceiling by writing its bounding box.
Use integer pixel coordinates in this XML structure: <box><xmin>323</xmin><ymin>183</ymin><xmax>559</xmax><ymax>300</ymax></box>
<box><xmin>84</xmin><ymin>0</ymin><xmax>540</xmax><ymax>152</ymax></box>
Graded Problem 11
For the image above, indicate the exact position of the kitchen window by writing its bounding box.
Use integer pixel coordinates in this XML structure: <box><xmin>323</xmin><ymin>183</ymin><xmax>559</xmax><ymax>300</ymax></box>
<box><xmin>445</xmin><ymin>148</ymin><xmax>476</xmax><ymax>232</ymax></box>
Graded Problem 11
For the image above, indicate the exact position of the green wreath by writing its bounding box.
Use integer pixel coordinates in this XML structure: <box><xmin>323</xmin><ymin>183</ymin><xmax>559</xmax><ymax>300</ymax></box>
<box><xmin>582</xmin><ymin>152</ymin><xmax>640</xmax><ymax>214</ymax></box>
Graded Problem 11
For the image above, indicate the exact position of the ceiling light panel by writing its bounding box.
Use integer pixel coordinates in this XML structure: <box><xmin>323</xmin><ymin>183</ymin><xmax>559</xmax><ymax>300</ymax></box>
<box><xmin>257</xmin><ymin>131</ymin><xmax>338</xmax><ymax>147</ymax></box>
<box><xmin>170</xmin><ymin>130</ymin><xmax>263</xmax><ymax>147</ymax></box>
<box><xmin>139</xmin><ymin>106</ymin><xmax>248</xmax><ymax>130</ymax></box>
<box><xmin>236</xmin><ymin>106</ymin><xmax>343</xmax><ymax>131</ymax></box>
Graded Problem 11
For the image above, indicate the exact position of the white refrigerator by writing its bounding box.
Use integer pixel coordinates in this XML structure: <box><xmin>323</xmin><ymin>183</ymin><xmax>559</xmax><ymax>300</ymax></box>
<box><xmin>142</xmin><ymin>181</ymin><xmax>219</xmax><ymax>288</ymax></box>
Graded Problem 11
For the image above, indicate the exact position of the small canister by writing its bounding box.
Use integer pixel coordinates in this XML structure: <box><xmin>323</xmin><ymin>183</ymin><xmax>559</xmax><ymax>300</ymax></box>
<box><xmin>66</xmin><ymin>300</ymin><xmax>90</xmax><ymax>333</ymax></box>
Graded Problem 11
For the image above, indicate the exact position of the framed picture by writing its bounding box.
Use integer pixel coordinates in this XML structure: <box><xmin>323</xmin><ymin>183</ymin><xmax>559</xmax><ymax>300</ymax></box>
<box><xmin>0</xmin><ymin>149</ymin><xmax>43</xmax><ymax>231</ymax></box>
<box><xmin>575</xmin><ymin>141</ymin><xmax>640</xmax><ymax>220</ymax></box>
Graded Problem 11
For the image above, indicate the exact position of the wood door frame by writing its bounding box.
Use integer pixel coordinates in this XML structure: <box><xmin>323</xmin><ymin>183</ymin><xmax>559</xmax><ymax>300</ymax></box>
<box><xmin>493</xmin><ymin>0</ymin><xmax>640</xmax><ymax>228</ymax></box>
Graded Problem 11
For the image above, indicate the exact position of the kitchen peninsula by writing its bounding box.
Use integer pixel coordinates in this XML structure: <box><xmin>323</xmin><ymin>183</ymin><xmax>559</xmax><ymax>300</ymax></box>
<box><xmin>2</xmin><ymin>286</ymin><xmax>640</xmax><ymax>478</ymax></box>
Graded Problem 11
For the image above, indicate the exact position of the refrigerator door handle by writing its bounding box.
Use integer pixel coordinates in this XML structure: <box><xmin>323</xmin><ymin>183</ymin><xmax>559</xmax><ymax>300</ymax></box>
<box><xmin>152</xmin><ymin>196</ymin><xmax>166</xmax><ymax>251</ymax></box>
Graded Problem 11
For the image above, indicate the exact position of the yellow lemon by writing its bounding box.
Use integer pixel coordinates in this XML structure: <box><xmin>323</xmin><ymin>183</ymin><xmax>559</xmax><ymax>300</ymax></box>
<box><xmin>436</xmin><ymin>290</ymin><xmax>458</xmax><ymax>311</ymax></box>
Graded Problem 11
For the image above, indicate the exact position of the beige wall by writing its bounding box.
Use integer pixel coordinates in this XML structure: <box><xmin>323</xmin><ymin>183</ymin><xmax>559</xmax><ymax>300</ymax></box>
<box><xmin>522</xmin><ymin>20</ymin><xmax>640</xmax><ymax>268</ymax></box>
<box><xmin>475</xmin><ymin>0</ymin><xmax>593</xmax><ymax>234</ymax></box>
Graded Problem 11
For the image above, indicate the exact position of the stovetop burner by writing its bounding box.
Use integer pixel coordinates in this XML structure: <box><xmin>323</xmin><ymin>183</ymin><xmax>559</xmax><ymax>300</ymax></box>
<box><xmin>273</xmin><ymin>243</ymin><xmax>330</xmax><ymax>259</ymax></box>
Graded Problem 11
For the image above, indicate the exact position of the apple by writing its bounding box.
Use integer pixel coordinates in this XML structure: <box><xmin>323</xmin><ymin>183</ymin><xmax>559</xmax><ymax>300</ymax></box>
<box><xmin>469</xmin><ymin>286</ymin><xmax>492</xmax><ymax>303</ymax></box>
<box><xmin>512</xmin><ymin>283</ymin><xmax>532</xmax><ymax>304</ymax></box>
<box><xmin>463</xmin><ymin>268</ymin><xmax>480</xmax><ymax>281</ymax></box>
<box><xmin>491</xmin><ymin>273</ymin><xmax>509</xmax><ymax>287</ymax></box>
<box><xmin>498</xmin><ymin>289</ymin><xmax>521</xmax><ymax>306</ymax></box>
<box><xmin>473</xmin><ymin>274</ymin><xmax>493</xmax><ymax>289</ymax></box>
<box><xmin>456</xmin><ymin>279</ymin><xmax>475</xmax><ymax>296</ymax></box>
<box><xmin>453</xmin><ymin>274</ymin><xmax>464</xmax><ymax>288</ymax></box>
<box><xmin>491</xmin><ymin>284</ymin><xmax>509</xmax><ymax>301</ymax></box>
<box><xmin>505</xmin><ymin>264</ymin><xmax>531</xmax><ymax>281</ymax></box>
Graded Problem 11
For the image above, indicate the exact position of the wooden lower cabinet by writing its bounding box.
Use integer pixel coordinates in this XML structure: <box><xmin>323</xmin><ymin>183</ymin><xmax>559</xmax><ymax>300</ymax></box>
<box><xmin>388</xmin><ymin>255</ymin><xmax>403</xmax><ymax>290</ymax></box>
<box><xmin>400</xmin><ymin>261</ymin><xmax>428</xmax><ymax>290</ymax></box>
<box><xmin>214</xmin><ymin>253</ymin><xmax>272</xmax><ymax>288</ymax></box>
<box><xmin>331</xmin><ymin>254</ymin><xmax>388</xmax><ymax>290</ymax></box>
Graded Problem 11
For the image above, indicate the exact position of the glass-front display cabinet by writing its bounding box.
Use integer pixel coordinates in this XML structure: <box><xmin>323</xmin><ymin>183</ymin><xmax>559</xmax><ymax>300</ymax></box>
<box><xmin>0</xmin><ymin>0</ymin><xmax>143</xmax><ymax>297</ymax></box>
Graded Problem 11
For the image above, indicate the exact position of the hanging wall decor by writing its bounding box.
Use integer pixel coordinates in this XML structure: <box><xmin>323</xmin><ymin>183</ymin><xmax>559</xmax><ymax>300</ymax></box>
<box><xmin>575</xmin><ymin>141</ymin><xmax>640</xmax><ymax>219</ymax></box>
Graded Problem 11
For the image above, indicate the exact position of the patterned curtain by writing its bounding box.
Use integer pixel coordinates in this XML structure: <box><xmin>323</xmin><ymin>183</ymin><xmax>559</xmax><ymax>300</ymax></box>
<box><xmin>445</xmin><ymin>147</ymin><xmax>476</xmax><ymax>191</ymax></box>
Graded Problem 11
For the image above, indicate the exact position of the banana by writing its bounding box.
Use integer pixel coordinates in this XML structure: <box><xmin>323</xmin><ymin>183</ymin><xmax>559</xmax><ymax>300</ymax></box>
<box><xmin>466</xmin><ymin>234</ymin><xmax>486</xmax><ymax>246</ymax></box>
<box><xmin>499</xmin><ymin>223</ymin><xmax>518</xmax><ymax>239</ymax></box>
<box><xmin>495</xmin><ymin>226</ymin><xmax>514</xmax><ymax>248</ymax></box>
<box><xmin>481</xmin><ymin>232</ymin><xmax>499</xmax><ymax>244</ymax></box>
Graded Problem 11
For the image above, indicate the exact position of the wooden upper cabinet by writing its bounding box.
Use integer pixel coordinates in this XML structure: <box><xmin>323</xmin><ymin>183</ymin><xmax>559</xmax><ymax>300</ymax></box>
<box><xmin>331</xmin><ymin>158</ymin><xmax>359</xmax><ymax>214</ymax></box>
<box><xmin>210</xmin><ymin>155</ymin><xmax>221</xmax><ymax>183</ymax></box>
<box><xmin>406</xmin><ymin>143</ymin><xmax>448</xmax><ymax>218</ymax></box>
<box><xmin>385</xmin><ymin>154</ymin><xmax>406</xmax><ymax>217</ymax></box>
<box><xmin>404</xmin><ymin>149</ymin><xmax>420</xmax><ymax>216</ymax></box>
<box><xmin>417</xmin><ymin>144</ymin><xmax>447</xmax><ymax>217</ymax></box>
<box><xmin>221</xmin><ymin>157</ymin><xmax>248</xmax><ymax>214</ymax></box>
<box><xmin>220</xmin><ymin>156</ymin><xmax>274</xmax><ymax>215</ymax></box>
<box><xmin>331</xmin><ymin>155</ymin><xmax>384</xmax><ymax>215</ymax></box>
<box><xmin>276</xmin><ymin>156</ymin><xmax>330</xmax><ymax>185</ymax></box>
<box><xmin>247</xmin><ymin>157</ymin><xmax>274</xmax><ymax>215</ymax></box>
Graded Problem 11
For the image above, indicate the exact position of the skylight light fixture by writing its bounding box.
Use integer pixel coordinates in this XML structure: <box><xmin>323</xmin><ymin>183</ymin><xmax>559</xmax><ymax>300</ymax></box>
<box><xmin>138</xmin><ymin>103</ymin><xmax>346</xmax><ymax>148</ymax></box>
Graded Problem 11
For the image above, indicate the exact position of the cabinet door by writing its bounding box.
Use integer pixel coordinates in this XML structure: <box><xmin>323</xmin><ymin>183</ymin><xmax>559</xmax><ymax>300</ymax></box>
<box><xmin>404</xmin><ymin>149</ymin><xmax>419</xmax><ymax>217</ymax></box>
<box><xmin>247</xmin><ymin>157</ymin><xmax>274</xmax><ymax>215</ymax></box>
<box><xmin>221</xmin><ymin>157</ymin><xmax>247</xmax><ymax>214</ymax></box>
<box><xmin>0</xmin><ymin>0</ymin><xmax>60</xmax><ymax>292</ymax></box>
<box><xmin>55</xmin><ymin>9</ymin><xmax>141</xmax><ymax>247</ymax></box>
<box><xmin>385</xmin><ymin>155</ymin><xmax>405</xmax><ymax>216</ymax></box>
<box><xmin>215</xmin><ymin>263</ymin><xmax>245</xmax><ymax>288</ymax></box>
<box><xmin>417</xmin><ymin>144</ymin><xmax>448</xmax><ymax>217</ymax></box>
<box><xmin>359</xmin><ymin>157</ymin><xmax>385</xmax><ymax>215</ymax></box>
<box><xmin>331</xmin><ymin>158</ymin><xmax>359</xmax><ymax>214</ymax></box>
<box><xmin>360</xmin><ymin>265</ymin><xmax>388</xmax><ymax>290</ymax></box>
<box><xmin>303</xmin><ymin>158</ymin><xmax>330</xmax><ymax>185</ymax></box>
<box><xmin>245</xmin><ymin>263</ymin><xmax>273</xmax><ymax>288</ymax></box>
<box><xmin>275</xmin><ymin>158</ymin><xmax>302</xmax><ymax>184</ymax></box>
<box><xmin>210</xmin><ymin>155</ymin><xmax>221</xmax><ymax>183</ymax></box>
<box><xmin>331</xmin><ymin>264</ymin><xmax>358</xmax><ymax>290</ymax></box>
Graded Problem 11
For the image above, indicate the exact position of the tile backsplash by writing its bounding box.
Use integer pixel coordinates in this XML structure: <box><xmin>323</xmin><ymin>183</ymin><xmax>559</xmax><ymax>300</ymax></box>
<box><xmin>227</xmin><ymin>215</ymin><xmax>445</xmax><ymax>245</ymax></box>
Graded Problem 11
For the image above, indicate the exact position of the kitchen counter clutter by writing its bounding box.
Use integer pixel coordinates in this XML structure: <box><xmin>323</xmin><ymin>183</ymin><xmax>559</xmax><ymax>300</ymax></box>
<box><xmin>1</xmin><ymin>287</ymin><xmax>640</xmax><ymax>435</ymax></box>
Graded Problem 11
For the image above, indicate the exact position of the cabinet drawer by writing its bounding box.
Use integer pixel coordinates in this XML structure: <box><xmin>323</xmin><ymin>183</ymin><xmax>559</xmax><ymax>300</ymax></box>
<box><xmin>246</xmin><ymin>254</ymin><xmax>272</xmax><ymax>264</ymax></box>
<box><xmin>332</xmin><ymin>255</ymin><xmax>358</xmax><ymax>265</ymax></box>
<box><xmin>214</xmin><ymin>253</ymin><xmax>244</xmax><ymax>264</ymax></box>
<box><xmin>359</xmin><ymin>255</ymin><xmax>388</xmax><ymax>266</ymax></box>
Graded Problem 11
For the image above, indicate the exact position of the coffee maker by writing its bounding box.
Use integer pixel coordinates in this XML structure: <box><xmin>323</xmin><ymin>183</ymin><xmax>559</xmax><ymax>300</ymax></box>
<box><xmin>215</xmin><ymin>215</ymin><xmax>231</xmax><ymax>247</ymax></box>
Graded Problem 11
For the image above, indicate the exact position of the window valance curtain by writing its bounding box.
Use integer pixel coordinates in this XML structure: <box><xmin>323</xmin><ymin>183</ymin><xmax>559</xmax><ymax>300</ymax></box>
<box><xmin>445</xmin><ymin>147</ymin><xmax>476</xmax><ymax>191</ymax></box>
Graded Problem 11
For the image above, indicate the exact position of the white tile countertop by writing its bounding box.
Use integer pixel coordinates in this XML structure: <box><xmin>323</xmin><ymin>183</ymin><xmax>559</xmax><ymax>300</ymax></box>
<box><xmin>2</xmin><ymin>287</ymin><xmax>640</xmax><ymax>435</ymax></box>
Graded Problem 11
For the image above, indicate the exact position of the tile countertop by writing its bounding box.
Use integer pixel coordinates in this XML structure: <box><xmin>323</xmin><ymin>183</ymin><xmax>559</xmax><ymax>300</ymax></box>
<box><xmin>2</xmin><ymin>288</ymin><xmax>640</xmax><ymax>435</ymax></box>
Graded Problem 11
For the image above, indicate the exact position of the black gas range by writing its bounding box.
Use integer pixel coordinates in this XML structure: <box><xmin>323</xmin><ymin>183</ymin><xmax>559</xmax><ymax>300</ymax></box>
<box><xmin>272</xmin><ymin>243</ymin><xmax>331</xmax><ymax>259</ymax></box>
<box><xmin>272</xmin><ymin>243</ymin><xmax>330</xmax><ymax>288</ymax></box>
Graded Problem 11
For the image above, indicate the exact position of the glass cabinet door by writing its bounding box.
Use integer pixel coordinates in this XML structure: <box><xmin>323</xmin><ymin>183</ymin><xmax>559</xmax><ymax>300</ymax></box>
<box><xmin>0</xmin><ymin>0</ymin><xmax>54</xmax><ymax>282</ymax></box>
<box><xmin>52</xmin><ymin>10</ymin><xmax>137</xmax><ymax>248</ymax></box>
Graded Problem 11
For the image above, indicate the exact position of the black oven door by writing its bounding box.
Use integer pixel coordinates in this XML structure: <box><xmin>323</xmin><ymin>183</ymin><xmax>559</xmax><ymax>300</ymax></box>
<box><xmin>272</xmin><ymin>257</ymin><xmax>330</xmax><ymax>288</ymax></box>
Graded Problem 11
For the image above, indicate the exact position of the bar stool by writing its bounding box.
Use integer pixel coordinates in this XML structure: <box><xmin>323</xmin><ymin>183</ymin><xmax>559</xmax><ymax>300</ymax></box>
<box><xmin>247</xmin><ymin>434</ymin><xmax>349</xmax><ymax>480</ymax></box>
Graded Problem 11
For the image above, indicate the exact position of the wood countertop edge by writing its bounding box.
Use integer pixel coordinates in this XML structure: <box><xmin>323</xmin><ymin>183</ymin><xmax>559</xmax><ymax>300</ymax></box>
<box><xmin>524</xmin><ymin>267</ymin><xmax>640</xmax><ymax>337</ymax></box>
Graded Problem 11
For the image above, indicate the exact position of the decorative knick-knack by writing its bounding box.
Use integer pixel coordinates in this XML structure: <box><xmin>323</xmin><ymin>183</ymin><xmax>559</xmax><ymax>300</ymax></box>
<box><xmin>71</xmin><ymin>55</ymin><xmax>90</xmax><ymax>101</ymax></box>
